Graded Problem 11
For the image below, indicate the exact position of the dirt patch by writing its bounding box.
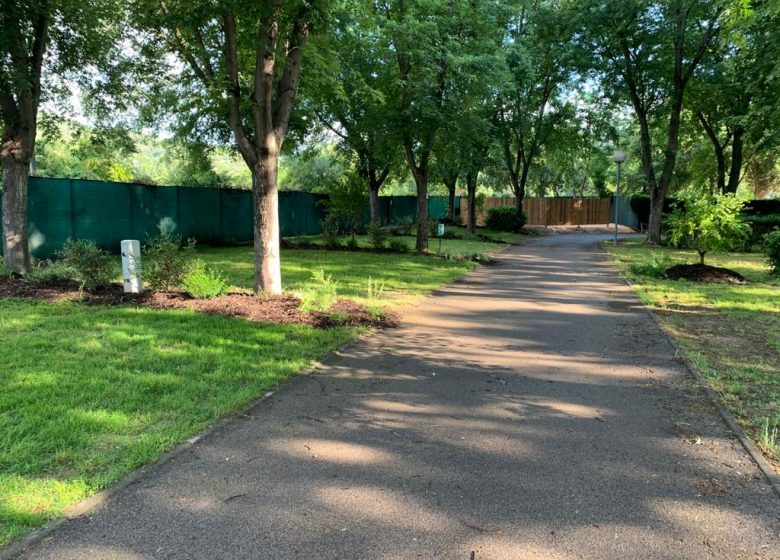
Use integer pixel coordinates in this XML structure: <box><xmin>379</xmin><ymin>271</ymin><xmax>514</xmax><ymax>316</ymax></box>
<box><xmin>0</xmin><ymin>277</ymin><xmax>396</xmax><ymax>329</ymax></box>
<box><xmin>665</xmin><ymin>263</ymin><xmax>747</xmax><ymax>284</ymax></box>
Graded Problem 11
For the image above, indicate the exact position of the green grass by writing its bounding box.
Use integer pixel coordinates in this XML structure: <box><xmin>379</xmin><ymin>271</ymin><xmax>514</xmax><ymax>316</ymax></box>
<box><xmin>196</xmin><ymin>246</ymin><xmax>480</xmax><ymax>306</ymax></box>
<box><xmin>606</xmin><ymin>240</ymin><xmax>780</xmax><ymax>464</ymax></box>
<box><xmin>0</xmin><ymin>241</ymin><xmax>492</xmax><ymax>546</ymax></box>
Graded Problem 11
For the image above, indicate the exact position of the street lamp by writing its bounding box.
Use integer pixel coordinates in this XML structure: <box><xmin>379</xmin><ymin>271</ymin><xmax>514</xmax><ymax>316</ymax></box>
<box><xmin>613</xmin><ymin>151</ymin><xmax>626</xmax><ymax>245</ymax></box>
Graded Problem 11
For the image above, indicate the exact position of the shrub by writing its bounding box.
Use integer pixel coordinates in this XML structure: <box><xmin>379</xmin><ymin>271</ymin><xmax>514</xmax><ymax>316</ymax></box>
<box><xmin>182</xmin><ymin>260</ymin><xmax>229</xmax><ymax>299</ymax></box>
<box><xmin>24</xmin><ymin>260</ymin><xmax>75</xmax><ymax>285</ymax></box>
<box><xmin>387</xmin><ymin>238</ymin><xmax>409</xmax><ymax>253</ymax></box>
<box><xmin>764</xmin><ymin>230</ymin><xmax>780</xmax><ymax>274</ymax></box>
<box><xmin>299</xmin><ymin>268</ymin><xmax>339</xmax><ymax>312</ymax></box>
<box><xmin>485</xmin><ymin>206</ymin><xmax>527</xmax><ymax>232</ymax></box>
<box><xmin>345</xmin><ymin>235</ymin><xmax>360</xmax><ymax>250</ymax></box>
<box><xmin>0</xmin><ymin>257</ymin><xmax>9</xmax><ymax>278</ymax></box>
<box><xmin>143</xmin><ymin>233</ymin><xmax>195</xmax><ymax>291</ymax></box>
<box><xmin>58</xmin><ymin>239</ymin><xmax>114</xmax><ymax>291</ymax></box>
<box><xmin>745</xmin><ymin>214</ymin><xmax>780</xmax><ymax>247</ymax></box>
<box><xmin>388</xmin><ymin>216</ymin><xmax>414</xmax><ymax>237</ymax></box>
<box><xmin>367</xmin><ymin>222</ymin><xmax>388</xmax><ymax>250</ymax></box>
<box><xmin>665</xmin><ymin>194</ymin><xmax>751</xmax><ymax>265</ymax></box>
<box><xmin>628</xmin><ymin>251</ymin><xmax>677</xmax><ymax>278</ymax></box>
<box><xmin>320</xmin><ymin>214</ymin><xmax>341</xmax><ymax>249</ymax></box>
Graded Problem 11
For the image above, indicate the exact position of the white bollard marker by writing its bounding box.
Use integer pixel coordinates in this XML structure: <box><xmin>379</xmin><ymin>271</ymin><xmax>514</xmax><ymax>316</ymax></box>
<box><xmin>121</xmin><ymin>240</ymin><xmax>143</xmax><ymax>293</ymax></box>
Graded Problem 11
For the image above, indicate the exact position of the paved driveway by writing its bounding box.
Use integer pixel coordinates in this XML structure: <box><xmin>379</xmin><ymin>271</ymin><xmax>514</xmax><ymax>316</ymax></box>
<box><xmin>15</xmin><ymin>233</ymin><xmax>779</xmax><ymax>559</ymax></box>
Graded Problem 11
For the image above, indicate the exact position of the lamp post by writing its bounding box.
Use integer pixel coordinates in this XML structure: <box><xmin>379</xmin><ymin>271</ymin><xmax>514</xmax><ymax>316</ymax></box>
<box><xmin>613</xmin><ymin>151</ymin><xmax>626</xmax><ymax>245</ymax></box>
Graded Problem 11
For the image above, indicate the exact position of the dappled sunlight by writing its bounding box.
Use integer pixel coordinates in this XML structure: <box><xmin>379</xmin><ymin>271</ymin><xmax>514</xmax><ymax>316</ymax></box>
<box><xmin>268</xmin><ymin>438</ymin><xmax>397</xmax><ymax>466</ymax></box>
<box><xmin>314</xmin><ymin>484</ymin><xmax>453</xmax><ymax>531</ymax></box>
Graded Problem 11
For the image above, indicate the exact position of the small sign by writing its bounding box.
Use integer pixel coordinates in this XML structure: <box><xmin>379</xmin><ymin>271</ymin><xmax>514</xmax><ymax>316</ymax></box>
<box><xmin>437</xmin><ymin>223</ymin><xmax>445</xmax><ymax>237</ymax></box>
<box><xmin>121</xmin><ymin>240</ymin><xmax>143</xmax><ymax>294</ymax></box>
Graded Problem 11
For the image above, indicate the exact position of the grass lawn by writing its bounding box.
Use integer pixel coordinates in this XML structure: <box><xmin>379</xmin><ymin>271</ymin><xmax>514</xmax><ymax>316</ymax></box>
<box><xmin>0</xmin><ymin>241</ymin><xmax>489</xmax><ymax>547</ymax></box>
<box><xmin>605</xmin><ymin>240</ymin><xmax>780</xmax><ymax>465</ymax></box>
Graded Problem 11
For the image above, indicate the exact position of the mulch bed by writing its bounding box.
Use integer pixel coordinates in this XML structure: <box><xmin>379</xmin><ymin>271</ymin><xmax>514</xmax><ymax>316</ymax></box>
<box><xmin>0</xmin><ymin>277</ymin><xmax>396</xmax><ymax>329</ymax></box>
<box><xmin>665</xmin><ymin>263</ymin><xmax>748</xmax><ymax>284</ymax></box>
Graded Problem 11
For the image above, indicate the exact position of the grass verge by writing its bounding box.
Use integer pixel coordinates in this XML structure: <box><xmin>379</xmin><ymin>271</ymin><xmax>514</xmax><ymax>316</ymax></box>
<box><xmin>605</xmin><ymin>239</ymin><xmax>780</xmax><ymax>467</ymax></box>
<box><xmin>0</xmin><ymin>243</ymin><xmax>485</xmax><ymax>546</ymax></box>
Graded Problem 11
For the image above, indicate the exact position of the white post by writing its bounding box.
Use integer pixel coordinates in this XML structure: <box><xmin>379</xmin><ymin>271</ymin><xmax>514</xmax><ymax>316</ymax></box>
<box><xmin>121</xmin><ymin>240</ymin><xmax>142</xmax><ymax>293</ymax></box>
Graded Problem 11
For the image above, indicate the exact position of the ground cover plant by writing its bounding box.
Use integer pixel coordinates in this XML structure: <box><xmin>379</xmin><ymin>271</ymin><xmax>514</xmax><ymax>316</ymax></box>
<box><xmin>606</xmin><ymin>239</ymin><xmax>780</xmax><ymax>467</ymax></box>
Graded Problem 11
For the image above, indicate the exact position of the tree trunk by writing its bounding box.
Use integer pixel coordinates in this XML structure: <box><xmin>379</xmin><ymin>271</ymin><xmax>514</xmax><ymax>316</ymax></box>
<box><xmin>444</xmin><ymin>175</ymin><xmax>457</xmax><ymax>223</ymax></box>
<box><xmin>252</xmin><ymin>154</ymin><xmax>282</xmax><ymax>295</ymax></box>
<box><xmin>368</xmin><ymin>183</ymin><xmax>380</xmax><ymax>224</ymax></box>
<box><xmin>726</xmin><ymin>127</ymin><xmax>744</xmax><ymax>194</ymax></box>
<box><xmin>466</xmin><ymin>172</ymin><xmax>477</xmax><ymax>235</ymax></box>
<box><xmin>414</xmin><ymin>172</ymin><xmax>429</xmax><ymax>252</ymax></box>
<box><xmin>698</xmin><ymin>113</ymin><xmax>727</xmax><ymax>194</ymax></box>
<box><xmin>1</xmin><ymin>149</ymin><xmax>32</xmax><ymax>274</ymax></box>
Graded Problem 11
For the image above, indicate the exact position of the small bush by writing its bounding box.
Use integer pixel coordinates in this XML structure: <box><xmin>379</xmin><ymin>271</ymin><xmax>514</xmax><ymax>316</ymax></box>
<box><xmin>58</xmin><ymin>239</ymin><xmax>114</xmax><ymax>291</ymax></box>
<box><xmin>321</xmin><ymin>215</ymin><xmax>341</xmax><ymax>249</ymax></box>
<box><xmin>745</xmin><ymin>214</ymin><xmax>780</xmax><ymax>247</ymax></box>
<box><xmin>628</xmin><ymin>251</ymin><xmax>677</xmax><ymax>278</ymax></box>
<box><xmin>387</xmin><ymin>238</ymin><xmax>409</xmax><ymax>253</ymax></box>
<box><xmin>485</xmin><ymin>206</ymin><xmax>527</xmax><ymax>232</ymax></box>
<box><xmin>0</xmin><ymin>257</ymin><xmax>9</xmax><ymax>278</ymax></box>
<box><xmin>388</xmin><ymin>217</ymin><xmax>414</xmax><ymax>237</ymax></box>
<box><xmin>665</xmin><ymin>194</ymin><xmax>751</xmax><ymax>264</ymax></box>
<box><xmin>182</xmin><ymin>260</ymin><xmax>229</xmax><ymax>299</ymax></box>
<box><xmin>299</xmin><ymin>268</ymin><xmax>339</xmax><ymax>312</ymax></box>
<box><xmin>24</xmin><ymin>260</ymin><xmax>75</xmax><ymax>285</ymax></box>
<box><xmin>143</xmin><ymin>233</ymin><xmax>194</xmax><ymax>291</ymax></box>
<box><xmin>345</xmin><ymin>235</ymin><xmax>360</xmax><ymax>250</ymax></box>
<box><xmin>764</xmin><ymin>230</ymin><xmax>780</xmax><ymax>273</ymax></box>
<box><xmin>367</xmin><ymin>222</ymin><xmax>388</xmax><ymax>250</ymax></box>
<box><xmin>366</xmin><ymin>276</ymin><xmax>386</xmax><ymax>301</ymax></box>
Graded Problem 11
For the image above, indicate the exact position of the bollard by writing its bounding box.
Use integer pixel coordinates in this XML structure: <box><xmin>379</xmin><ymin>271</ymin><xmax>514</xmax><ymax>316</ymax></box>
<box><xmin>121</xmin><ymin>240</ymin><xmax>143</xmax><ymax>293</ymax></box>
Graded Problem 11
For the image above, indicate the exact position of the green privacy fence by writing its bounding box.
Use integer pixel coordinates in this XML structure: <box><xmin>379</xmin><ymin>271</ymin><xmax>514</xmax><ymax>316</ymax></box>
<box><xmin>1</xmin><ymin>177</ymin><xmax>456</xmax><ymax>258</ymax></box>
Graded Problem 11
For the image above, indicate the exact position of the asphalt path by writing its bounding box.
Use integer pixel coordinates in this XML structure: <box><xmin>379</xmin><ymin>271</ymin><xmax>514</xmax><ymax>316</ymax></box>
<box><xmin>14</xmin><ymin>233</ymin><xmax>780</xmax><ymax>559</ymax></box>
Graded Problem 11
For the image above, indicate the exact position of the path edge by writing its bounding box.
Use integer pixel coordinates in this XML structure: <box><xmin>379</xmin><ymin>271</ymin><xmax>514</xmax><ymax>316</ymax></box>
<box><xmin>0</xmin><ymin>332</ymin><xmax>372</xmax><ymax>560</ymax></box>
<box><xmin>0</xmin><ymin>251</ymin><xmax>502</xmax><ymax>559</ymax></box>
<box><xmin>603</xmin><ymin>246</ymin><xmax>780</xmax><ymax>499</ymax></box>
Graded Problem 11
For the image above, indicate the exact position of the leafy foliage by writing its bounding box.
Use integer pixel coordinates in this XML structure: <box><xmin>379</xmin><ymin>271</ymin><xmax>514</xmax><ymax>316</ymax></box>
<box><xmin>367</xmin><ymin>222</ymin><xmax>388</xmax><ymax>250</ymax></box>
<box><xmin>763</xmin><ymin>230</ymin><xmax>780</xmax><ymax>273</ymax></box>
<box><xmin>58</xmin><ymin>239</ymin><xmax>114</xmax><ymax>291</ymax></box>
<box><xmin>627</xmin><ymin>252</ymin><xmax>677</xmax><ymax>279</ymax></box>
<box><xmin>182</xmin><ymin>260</ymin><xmax>229</xmax><ymax>299</ymax></box>
<box><xmin>143</xmin><ymin>233</ymin><xmax>195</xmax><ymax>291</ymax></box>
<box><xmin>665</xmin><ymin>194</ymin><xmax>751</xmax><ymax>264</ymax></box>
<box><xmin>320</xmin><ymin>215</ymin><xmax>342</xmax><ymax>249</ymax></box>
<box><xmin>485</xmin><ymin>206</ymin><xmax>527</xmax><ymax>232</ymax></box>
<box><xmin>299</xmin><ymin>268</ymin><xmax>339</xmax><ymax>313</ymax></box>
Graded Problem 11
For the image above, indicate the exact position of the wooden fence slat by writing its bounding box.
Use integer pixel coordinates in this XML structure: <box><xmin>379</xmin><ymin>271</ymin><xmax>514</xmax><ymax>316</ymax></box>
<box><xmin>460</xmin><ymin>197</ymin><xmax>612</xmax><ymax>227</ymax></box>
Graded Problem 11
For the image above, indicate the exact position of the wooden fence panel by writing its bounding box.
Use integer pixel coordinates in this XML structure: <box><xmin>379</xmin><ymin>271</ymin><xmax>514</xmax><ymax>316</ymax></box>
<box><xmin>460</xmin><ymin>197</ymin><xmax>612</xmax><ymax>227</ymax></box>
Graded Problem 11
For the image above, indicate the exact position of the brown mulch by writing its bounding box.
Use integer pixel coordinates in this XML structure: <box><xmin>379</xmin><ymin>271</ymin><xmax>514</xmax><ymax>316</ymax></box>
<box><xmin>665</xmin><ymin>263</ymin><xmax>748</xmax><ymax>284</ymax></box>
<box><xmin>0</xmin><ymin>277</ymin><xmax>396</xmax><ymax>329</ymax></box>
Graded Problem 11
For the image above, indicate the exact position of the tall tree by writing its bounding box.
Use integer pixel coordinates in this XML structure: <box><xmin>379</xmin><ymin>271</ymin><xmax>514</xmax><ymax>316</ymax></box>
<box><xmin>1</xmin><ymin>0</ymin><xmax>122</xmax><ymax>274</ymax></box>
<box><xmin>304</xmin><ymin>1</ymin><xmax>400</xmax><ymax>224</ymax></box>
<box><xmin>134</xmin><ymin>0</ymin><xmax>321</xmax><ymax>293</ymax></box>
<box><xmin>578</xmin><ymin>0</ymin><xmax>728</xmax><ymax>244</ymax></box>
<box><xmin>495</xmin><ymin>0</ymin><xmax>575</xmax><ymax>217</ymax></box>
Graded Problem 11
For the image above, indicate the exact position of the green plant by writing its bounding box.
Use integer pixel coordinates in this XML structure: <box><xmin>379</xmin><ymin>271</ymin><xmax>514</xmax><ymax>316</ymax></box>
<box><xmin>182</xmin><ymin>260</ymin><xmax>229</xmax><ymax>298</ymax></box>
<box><xmin>366</xmin><ymin>276</ymin><xmax>386</xmax><ymax>301</ymax></box>
<box><xmin>763</xmin><ymin>230</ymin><xmax>780</xmax><ymax>273</ymax></box>
<box><xmin>143</xmin><ymin>233</ymin><xmax>195</xmax><ymax>290</ymax></box>
<box><xmin>759</xmin><ymin>417</ymin><xmax>779</xmax><ymax>454</ymax></box>
<box><xmin>389</xmin><ymin>216</ymin><xmax>414</xmax><ymax>236</ymax></box>
<box><xmin>628</xmin><ymin>251</ymin><xmax>677</xmax><ymax>278</ymax></box>
<box><xmin>24</xmin><ymin>260</ymin><xmax>75</xmax><ymax>285</ymax></box>
<box><xmin>320</xmin><ymin>214</ymin><xmax>342</xmax><ymax>249</ymax></box>
<box><xmin>367</xmin><ymin>222</ymin><xmax>388</xmax><ymax>250</ymax></box>
<box><xmin>387</xmin><ymin>238</ymin><xmax>409</xmax><ymax>253</ymax></box>
<box><xmin>322</xmin><ymin>172</ymin><xmax>368</xmax><ymax>236</ymax></box>
<box><xmin>744</xmin><ymin>214</ymin><xmax>780</xmax><ymax>247</ymax></box>
<box><xmin>58</xmin><ymin>239</ymin><xmax>114</xmax><ymax>291</ymax></box>
<box><xmin>346</xmin><ymin>235</ymin><xmax>360</xmax><ymax>250</ymax></box>
<box><xmin>665</xmin><ymin>194</ymin><xmax>751</xmax><ymax>265</ymax></box>
<box><xmin>485</xmin><ymin>206</ymin><xmax>527</xmax><ymax>232</ymax></box>
<box><xmin>299</xmin><ymin>268</ymin><xmax>339</xmax><ymax>312</ymax></box>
